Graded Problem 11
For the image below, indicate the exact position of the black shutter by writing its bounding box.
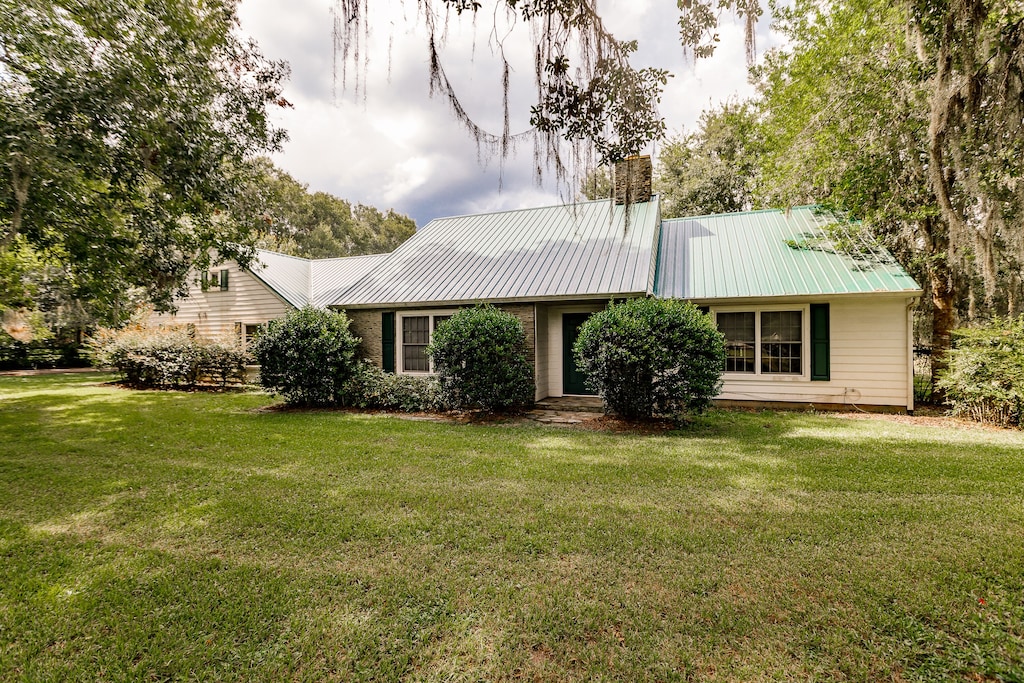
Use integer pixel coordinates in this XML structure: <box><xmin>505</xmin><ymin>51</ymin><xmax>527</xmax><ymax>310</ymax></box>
<box><xmin>810</xmin><ymin>304</ymin><xmax>830</xmax><ymax>381</ymax></box>
<box><xmin>220</xmin><ymin>269</ymin><xmax>229</xmax><ymax>290</ymax></box>
<box><xmin>381</xmin><ymin>312</ymin><xmax>396</xmax><ymax>373</ymax></box>
<box><xmin>201</xmin><ymin>271</ymin><xmax>209</xmax><ymax>291</ymax></box>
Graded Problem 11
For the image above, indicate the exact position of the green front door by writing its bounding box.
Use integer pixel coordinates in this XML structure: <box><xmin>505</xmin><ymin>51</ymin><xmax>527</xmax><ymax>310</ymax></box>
<box><xmin>562</xmin><ymin>313</ymin><xmax>596</xmax><ymax>395</ymax></box>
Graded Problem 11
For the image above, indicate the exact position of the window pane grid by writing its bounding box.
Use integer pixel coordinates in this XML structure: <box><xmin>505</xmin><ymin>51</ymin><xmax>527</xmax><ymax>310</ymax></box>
<box><xmin>761</xmin><ymin>311</ymin><xmax>802</xmax><ymax>374</ymax></box>
<box><xmin>402</xmin><ymin>316</ymin><xmax>429</xmax><ymax>344</ymax></box>
<box><xmin>403</xmin><ymin>344</ymin><xmax>429</xmax><ymax>372</ymax></box>
<box><xmin>717</xmin><ymin>312</ymin><xmax>755</xmax><ymax>374</ymax></box>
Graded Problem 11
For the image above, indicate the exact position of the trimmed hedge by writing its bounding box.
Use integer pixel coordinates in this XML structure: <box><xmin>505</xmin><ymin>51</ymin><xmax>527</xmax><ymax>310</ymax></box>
<box><xmin>252</xmin><ymin>306</ymin><xmax>360</xmax><ymax>406</ymax></box>
<box><xmin>427</xmin><ymin>304</ymin><xmax>534</xmax><ymax>411</ymax></box>
<box><xmin>574</xmin><ymin>298</ymin><xmax>725</xmax><ymax>418</ymax></box>
<box><xmin>342</xmin><ymin>362</ymin><xmax>442</xmax><ymax>412</ymax></box>
<box><xmin>87</xmin><ymin>324</ymin><xmax>249</xmax><ymax>388</ymax></box>
<box><xmin>937</xmin><ymin>317</ymin><xmax>1024</xmax><ymax>427</ymax></box>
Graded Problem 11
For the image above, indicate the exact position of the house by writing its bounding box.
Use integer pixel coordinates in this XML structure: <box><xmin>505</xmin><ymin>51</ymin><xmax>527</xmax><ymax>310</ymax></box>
<box><xmin>157</xmin><ymin>157</ymin><xmax>923</xmax><ymax>411</ymax></box>
<box><xmin>151</xmin><ymin>250</ymin><xmax>387</xmax><ymax>348</ymax></box>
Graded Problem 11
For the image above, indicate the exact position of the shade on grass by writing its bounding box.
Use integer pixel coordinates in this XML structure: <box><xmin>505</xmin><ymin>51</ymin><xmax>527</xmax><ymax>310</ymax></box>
<box><xmin>1</xmin><ymin>373</ymin><xmax>1022</xmax><ymax>681</ymax></box>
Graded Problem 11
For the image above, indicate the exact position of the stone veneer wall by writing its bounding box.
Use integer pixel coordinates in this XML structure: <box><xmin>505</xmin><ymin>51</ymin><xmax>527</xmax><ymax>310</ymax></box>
<box><xmin>342</xmin><ymin>304</ymin><xmax>537</xmax><ymax>370</ymax></box>
<box><xmin>495</xmin><ymin>303</ymin><xmax>536</xmax><ymax>368</ymax></box>
<box><xmin>345</xmin><ymin>309</ymin><xmax>383</xmax><ymax>367</ymax></box>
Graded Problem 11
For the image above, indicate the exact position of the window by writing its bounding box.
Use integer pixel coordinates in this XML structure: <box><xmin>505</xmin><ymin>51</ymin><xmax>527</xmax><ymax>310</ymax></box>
<box><xmin>399</xmin><ymin>311</ymin><xmax>454</xmax><ymax>373</ymax></box>
<box><xmin>402</xmin><ymin>316</ymin><xmax>430</xmax><ymax>372</ymax></box>
<box><xmin>760</xmin><ymin>311</ymin><xmax>801</xmax><ymax>374</ymax></box>
<box><xmin>202</xmin><ymin>269</ymin><xmax>229</xmax><ymax>291</ymax></box>
<box><xmin>716</xmin><ymin>308</ymin><xmax>804</xmax><ymax>376</ymax></box>
<box><xmin>717</xmin><ymin>312</ymin><xmax>755</xmax><ymax>373</ymax></box>
<box><xmin>234</xmin><ymin>323</ymin><xmax>261</xmax><ymax>350</ymax></box>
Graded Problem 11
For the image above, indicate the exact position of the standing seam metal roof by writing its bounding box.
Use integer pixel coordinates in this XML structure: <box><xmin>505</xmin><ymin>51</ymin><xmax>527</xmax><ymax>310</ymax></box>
<box><xmin>333</xmin><ymin>197</ymin><xmax>662</xmax><ymax>307</ymax></box>
<box><xmin>248</xmin><ymin>250</ymin><xmax>389</xmax><ymax>309</ymax></box>
<box><xmin>655</xmin><ymin>206</ymin><xmax>921</xmax><ymax>299</ymax></box>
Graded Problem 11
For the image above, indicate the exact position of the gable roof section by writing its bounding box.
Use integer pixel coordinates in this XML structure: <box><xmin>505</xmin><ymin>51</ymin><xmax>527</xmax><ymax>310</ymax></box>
<box><xmin>334</xmin><ymin>197</ymin><xmax>662</xmax><ymax>308</ymax></box>
<box><xmin>311</xmin><ymin>254</ymin><xmax>389</xmax><ymax>307</ymax></box>
<box><xmin>655</xmin><ymin>206</ymin><xmax>921</xmax><ymax>300</ymax></box>
<box><xmin>248</xmin><ymin>250</ymin><xmax>389</xmax><ymax>309</ymax></box>
<box><xmin>249</xmin><ymin>250</ymin><xmax>311</xmax><ymax>308</ymax></box>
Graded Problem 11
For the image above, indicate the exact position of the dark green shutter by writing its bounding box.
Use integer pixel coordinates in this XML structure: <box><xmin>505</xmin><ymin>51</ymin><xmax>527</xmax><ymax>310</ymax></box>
<box><xmin>201</xmin><ymin>271</ymin><xmax>209</xmax><ymax>291</ymax></box>
<box><xmin>381</xmin><ymin>312</ymin><xmax>396</xmax><ymax>373</ymax></box>
<box><xmin>810</xmin><ymin>304</ymin><xmax>830</xmax><ymax>381</ymax></box>
<box><xmin>220</xmin><ymin>269</ymin><xmax>229</xmax><ymax>290</ymax></box>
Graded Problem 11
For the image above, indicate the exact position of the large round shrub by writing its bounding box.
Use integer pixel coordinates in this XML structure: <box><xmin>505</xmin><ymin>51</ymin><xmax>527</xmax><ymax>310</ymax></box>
<box><xmin>427</xmin><ymin>304</ymin><xmax>534</xmax><ymax>411</ymax></box>
<box><xmin>252</xmin><ymin>306</ymin><xmax>360</xmax><ymax>406</ymax></box>
<box><xmin>574</xmin><ymin>298</ymin><xmax>725</xmax><ymax>418</ymax></box>
<box><xmin>936</xmin><ymin>317</ymin><xmax>1024</xmax><ymax>426</ymax></box>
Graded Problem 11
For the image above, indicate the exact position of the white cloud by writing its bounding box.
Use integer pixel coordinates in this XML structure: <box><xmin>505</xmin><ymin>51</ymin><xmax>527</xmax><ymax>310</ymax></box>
<box><xmin>236</xmin><ymin>0</ymin><xmax>781</xmax><ymax>226</ymax></box>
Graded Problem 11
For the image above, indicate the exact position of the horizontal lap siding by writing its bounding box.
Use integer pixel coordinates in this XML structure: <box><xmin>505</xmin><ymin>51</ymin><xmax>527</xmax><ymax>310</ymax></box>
<box><xmin>717</xmin><ymin>297</ymin><xmax>911</xmax><ymax>408</ymax></box>
<box><xmin>151</xmin><ymin>263</ymin><xmax>293</xmax><ymax>338</ymax></box>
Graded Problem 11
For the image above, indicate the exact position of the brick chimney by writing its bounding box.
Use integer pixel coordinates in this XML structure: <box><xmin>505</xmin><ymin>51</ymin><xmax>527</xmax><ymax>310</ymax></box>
<box><xmin>613</xmin><ymin>155</ymin><xmax>653</xmax><ymax>205</ymax></box>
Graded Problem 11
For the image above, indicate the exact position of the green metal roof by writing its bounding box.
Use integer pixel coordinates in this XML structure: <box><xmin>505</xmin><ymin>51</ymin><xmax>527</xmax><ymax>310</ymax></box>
<box><xmin>655</xmin><ymin>206</ymin><xmax>921</xmax><ymax>300</ymax></box>
<box><xmin>335</xmin><ymin>197</ymin><xmax>661</xmax><ymax>307</ymax></box>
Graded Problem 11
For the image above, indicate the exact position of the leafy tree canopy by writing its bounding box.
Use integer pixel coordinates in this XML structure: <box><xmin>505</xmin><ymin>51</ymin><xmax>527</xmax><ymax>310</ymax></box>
<box><xmin>751</xmin><ymin>0</ymin><xmax>1024</xmax><ymax>380</ymax></box>
<box><xmin>655</xmin><ymin>101</ymin><xmax>760</xmax><ymax>218</ymax></box>
<box><xmin>0</xmin><ymin>0</ymin><xmax>289</xmax><ymax>316</ymax></box>
<box><xmin>232</xmin><ymin>159</ymin><xmax>416</xmax><ymax>259</ymax></box>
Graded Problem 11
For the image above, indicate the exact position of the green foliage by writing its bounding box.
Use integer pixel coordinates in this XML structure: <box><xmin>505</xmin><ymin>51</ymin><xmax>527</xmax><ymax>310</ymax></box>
<box><xmin>252</xmin><ymin>307</ymin><xmax>360</xmax><ymax>406</ymax></box>
<box><xmin>1</xmin><ymin>0</ymin><xmax>287</xmax><ymax>313</ymax></box>
<box><xmin>578</xmin><ymin>166</ymin><xmax>612</xmax><ymax>201</ymax></box>
<box><xmin>655</xmin><ymin>102</ymin><xmax>760</xmax><ymax>218</ymax></box>
<box><xmin>574</xmin><ymin>298</ymin><xmax>725</xmax><ymax>419</ymax></box>
<box><xmin>87</xmin><ymin>321</ymin><xmax>249</xmax><ymax>388</ymax></box>
<box><xmin>342</xmin><ymin>362</ymin><xmax>443</xmax><ymax>412</ymax></box>
<box><xmin>530</xmin><ymin>44</ymin><xmax>669</xmax><ymax>164</ymax></box>
<box><xmin>937</xmin><ymin>318</ymin><xmax>1024</xmax><ymax>427</ymax></box>
<box><xmin>234</xmin><ymin>159</ymin><xmax>416</xmax><ymax>259</ymax></box>
<box><xmin>426</xmin><ymin>305</ymin><xmax>534</xmax><ymax>411</ymax></box>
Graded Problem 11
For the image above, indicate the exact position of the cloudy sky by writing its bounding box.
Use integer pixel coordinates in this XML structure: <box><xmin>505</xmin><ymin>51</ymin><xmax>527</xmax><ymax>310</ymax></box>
<box><xmin>236</xmin><ymin>1</ymin><xmax>782</xmax><ymax>227</ymax></box>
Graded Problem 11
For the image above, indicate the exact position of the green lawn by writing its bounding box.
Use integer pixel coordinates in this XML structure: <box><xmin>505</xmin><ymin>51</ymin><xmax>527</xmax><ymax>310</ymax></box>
<box><xmin>1</xmin><ymin>373</ymin><xmax>1022</xmax><ymax>681</ymax></box>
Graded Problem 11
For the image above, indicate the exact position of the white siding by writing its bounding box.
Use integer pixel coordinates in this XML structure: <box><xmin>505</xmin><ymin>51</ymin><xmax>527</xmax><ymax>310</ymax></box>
<box><xmin>716</xmin><ymin>295</ymin><xmax>914</xmax><ymax>408</ymax></box>
<box><xmin>151</xmin><ymin>261</ymin><xmax>294</xmax><ymax>339</ymax></box>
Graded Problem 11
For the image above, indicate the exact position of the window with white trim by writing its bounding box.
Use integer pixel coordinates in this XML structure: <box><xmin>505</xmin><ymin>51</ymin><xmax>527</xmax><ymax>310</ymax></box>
<box><xmin>716</xmin><ymin>308</ymin><xmax>804</xmax><ymax>376</ymax></box>
<box><xmin>399</xmin><ymin>312</ymin><xmax>453</xmax><ymax>373</ymax></box>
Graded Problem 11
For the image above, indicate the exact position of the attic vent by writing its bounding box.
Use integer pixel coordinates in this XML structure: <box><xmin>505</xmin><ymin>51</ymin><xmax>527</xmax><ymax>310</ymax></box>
<box><xmin>613</xmin><ymin>155</ymin><xmax>653</xmax><ymax>205</ymax></box>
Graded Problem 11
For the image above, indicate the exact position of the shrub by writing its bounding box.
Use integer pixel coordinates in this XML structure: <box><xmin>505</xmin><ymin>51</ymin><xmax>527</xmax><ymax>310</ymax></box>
<box><xmin>426</xmin><ymin>304</ymin><xmax>534</xmax><ymax>411</ymax></box>
<box><xmin>341</xmin><ymin>362</ymin><xmax>442</xmax><ymax>412</ymax></box>
<box><xmin>87</xmin><ymin>321</ymin><xmax>249</xmax><ymax>388</ymax></box>
<box><xmin>937</xmin><ymin>317</ymin><xmax>1024</xmax><ymax>427</ymax></box>
<box><xmin>574</xmin><ymin>298</ymin><xmax>725</xmax><ymax>419</ymax></box>
<box><xmin>252</xmin><ymin>306</ymin><xmax>360</xmax><ymax>406</ymax></box>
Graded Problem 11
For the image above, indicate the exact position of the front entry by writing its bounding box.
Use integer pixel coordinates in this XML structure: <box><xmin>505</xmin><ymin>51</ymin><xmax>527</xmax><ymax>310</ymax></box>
<box><xmin>562</xmin><ymin>313</ymin><xmax>597</xmax><ymax>395</ymax></box>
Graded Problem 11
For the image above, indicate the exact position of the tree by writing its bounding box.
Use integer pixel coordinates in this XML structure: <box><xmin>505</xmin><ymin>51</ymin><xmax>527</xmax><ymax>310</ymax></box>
<box><xmin>1</xmin><ymin>0</ymin><xmax>289</xmax><ymax>318</ymax></box>
<box><xmin>655</xmin><ymin>102</ymin><xmax>760</xmax><ymax>218</ymax></box>
<box><xmin>333</xmin><ymin>1</ymin><xmax>706</xmax><ymax>189</ymax></box>
<box><xmin>752</xmin><ymin>0</ymin><xmax>1024</xmax><ymax>384</ymax></box>
<box><xmin>232</xmin><ymin>159</ymin><xmax>416</xmax><ymax>259</ymax></box>
<box><xmin>578</xmin><ymin>167</ymin><xmax>612</xmax><ymax>201</ymax></box>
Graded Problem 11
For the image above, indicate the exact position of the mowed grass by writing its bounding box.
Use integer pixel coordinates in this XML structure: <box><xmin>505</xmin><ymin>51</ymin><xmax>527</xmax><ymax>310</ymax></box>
<box><xmin>1</xmin><ymin>374</ymin><xmax>1022</xmax><ymax>681</ymax></box>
